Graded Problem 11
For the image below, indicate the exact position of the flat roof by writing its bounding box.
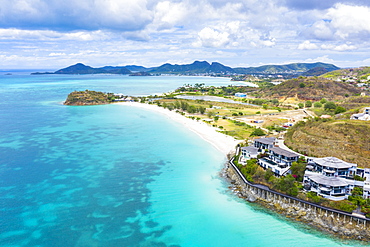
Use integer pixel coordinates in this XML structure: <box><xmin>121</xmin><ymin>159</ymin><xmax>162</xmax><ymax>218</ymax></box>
<box><xmin>241</xmin><ymin>146</ymin><xmax>258</xmax><ymax>153</ymax></box>
<box><xmin>306</xmin><ymin>172</ymin><xmax>348</xmax><ymax>187</ymax></box>
<box><xmin>311</xmin><ymin>157</ymin><xmax>356</xmax><ymax>169</ymax></box>
<box><xmin>270</xmin><ymin>147</ymin><xmax>299</xmax><ymax>158</ymax></box>
<box><xmin>254</xmin><ymin>137</ymin><xmax>276</xmax><ymax>145</ymax></box>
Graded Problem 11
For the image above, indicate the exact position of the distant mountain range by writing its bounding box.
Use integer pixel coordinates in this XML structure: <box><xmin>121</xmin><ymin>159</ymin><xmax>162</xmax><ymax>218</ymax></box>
<box><xmin>31</xmin><ymin>61</ymin><xmax>340</xmax><ymax>75</ymax></box>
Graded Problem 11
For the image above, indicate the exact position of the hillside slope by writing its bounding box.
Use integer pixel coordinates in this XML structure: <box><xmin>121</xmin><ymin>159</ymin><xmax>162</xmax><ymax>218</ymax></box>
<box><xmin>234</xmin><ymin>62</ymin><xmax>339</xmax><ymax>74</ymax></box>
<box><xmin>260</xmin><ymin>77</ymin><xmax>361</xmax><ymax>101</ymax></box>
<box><xmin>285</xmin><ymin>119</ymin><xmax>370</xmax><ymax>168</ymax></box>
<box><xmin>321</xmin><ymin>66</ymin><xmax>370</xmax><ymax>81</ymax></box>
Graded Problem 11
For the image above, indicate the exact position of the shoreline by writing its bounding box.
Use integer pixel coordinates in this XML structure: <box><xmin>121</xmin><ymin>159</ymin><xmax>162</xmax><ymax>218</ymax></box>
<box><xmin>117</xmin><ymin>102</ymin><xmax>241</xmax><ymax>156</ymax></box>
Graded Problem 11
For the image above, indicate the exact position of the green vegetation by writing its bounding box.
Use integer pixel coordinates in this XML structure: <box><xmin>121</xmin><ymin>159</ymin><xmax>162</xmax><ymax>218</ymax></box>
<box><xmin>64</xmin><ymin>90</ymin><xmax>118</xmax><ymax>105</ymax></box>
<box><xmin>250</xmin><ymin>127</ymin><xmax>266</xmax><ymax>137</ymax></box>
<box><xmin>285</xmin><ymin>118</ymin><xmax>370</xmax><ymax>168</ymax></box>
<box><xmin>321</xmin><ymin>66</ymin><xmax>370</xmax><ymax>81</ymax></box>
<box><xmin>233</xmin><ymin>156</ymin><xmax>300</xmax><ymax>197</ymax></box>
<box><xmin>259</xmin><ymin>77</ymin><xmax>361</xmax><ymax>102</ymax></box>
<box><xmin>290</xmin><ymin>157</ymin><xmax>307</xmax><ymax>182</ymax></box>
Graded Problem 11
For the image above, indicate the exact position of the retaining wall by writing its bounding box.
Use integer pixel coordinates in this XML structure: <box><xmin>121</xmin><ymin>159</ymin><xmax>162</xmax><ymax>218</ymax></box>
<box><xmin>226</xmin><ymin>157</ymin><xmax>370</xmax><ymax>241</ymax></box>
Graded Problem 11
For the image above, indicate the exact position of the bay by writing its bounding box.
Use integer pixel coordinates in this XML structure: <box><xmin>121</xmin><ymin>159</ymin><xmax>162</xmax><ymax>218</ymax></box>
<box><xmin>0</xmin><ymin>74</ymin><xmax>358</xmax><ymax>246</ymax></box>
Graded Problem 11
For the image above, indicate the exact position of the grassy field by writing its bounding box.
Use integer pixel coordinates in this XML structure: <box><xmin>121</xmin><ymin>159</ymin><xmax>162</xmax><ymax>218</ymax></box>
<box><xmin>154</xmin><ymin>98</ymin><xmax>282</xmax><ymax>139</ymax></box>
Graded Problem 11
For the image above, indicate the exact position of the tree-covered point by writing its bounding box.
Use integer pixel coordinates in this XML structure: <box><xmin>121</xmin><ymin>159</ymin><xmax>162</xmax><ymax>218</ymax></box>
<box><xmin>64</xmin><ymin>90</ymin><xmax>117</xmax><ymax>105</ymax></box>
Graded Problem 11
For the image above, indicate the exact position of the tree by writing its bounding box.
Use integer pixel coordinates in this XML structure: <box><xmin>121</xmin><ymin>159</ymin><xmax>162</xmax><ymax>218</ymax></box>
<box><xmin>264</xmin><ymin>169</ymin><xmax>274</xmax><ymax>181</ymax></box>
<box><xmin>262</xmin><ymin>104</ymin><xmax>268</xmax><ymax>110</ymax></box>
<box><xmin>334</xmin><ymin>106</ymin><xmax>346</xmax><ymax>114</ymax></box>
<box><xmin>275</xmin><ymin>175</ymin><xmax>298</xmax><ymax>196</ymax></box>
<box><xmin>290</xmin><ymin>161</ymin><xmax>306</xmax><ymax>182</ymax></box>
<box><xmin>206</xmin><ymin>110</ymin><xmax>216</xmax><ymax>118</ymax></box>
<box><xmin>320</xmin><ymin>98</ymin><xmax>327</xmax><ymax>104</ymax></box>
<box><xmin>198</xmin><ymin>106</ymin><xmax>206</xmax><ymax>114</ymax></box>
<box><xmin>299</xmin><ymin>82</ymin><xmax>306</xmax><ymax>88</ymax></box>
<box><xmin>250</xmin><ymin>127</ymin><xmax>265</xmax><ymax>137</ymax></box>
<box><xmin>305</xmin><ymin>100</ymin><xmax>312</xmax><ymax>108</ymax></box>
<box><xmin>313</xmin><ymin>102</ymin><xmax>322</xmax><ymax>108</ymax></box>
<box><xmin>298</xmin><ymin>103</ymin><xmax>304</xmax><ymax>109</ymax></box>
<box><xmin>324</xmin><ymin>101</ymin><xmax>336</xmax><ymax>111</ymax></box>
<box><xmin>271</xmin><ymin>99</ymin><xmax>279</xmax><ymax>106</ymax></box>
<box><xmin>186</xmin><ymin>105</ymin><xmax>197</xmax><ymax>114</ymax></box>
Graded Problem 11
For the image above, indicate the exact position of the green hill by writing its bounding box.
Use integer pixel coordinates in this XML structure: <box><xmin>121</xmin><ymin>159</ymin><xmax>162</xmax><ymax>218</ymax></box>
<box><xmin>301</xmin><ymin>67</ymin><xmax>329</xmax><ymax>77</ymax></box>
<box><xmin>148</xmin><ymin>61</ymin><xmax>234</xmax><ymax>74</ymax></box>
<box><xmin>259</xmin><ymin>77</ymin><xmax>361</xmax><ymax>101</ymax></box>
<box><xmin>321</xmin><ymin>66</ymin><xmax>370</xmax><ymax>81</ymax></box>
<box><xmin>285</xmin><ymin>119</ymin><xmax>370</xmax><ymax>168</ymax></box>
<box><xmin>34</xmin><ymin>63</ymin><xmax>132</xmax><ymax>75</ymax></box>
<box><xmin>64</xmin><ymin>90</ymin><xmax>116</xmax><ymax>105</ymax></box>
<box><xmin>234</xmin><ymin>62</ymin><xmax>339</xmax><ymax>74</ymax></box>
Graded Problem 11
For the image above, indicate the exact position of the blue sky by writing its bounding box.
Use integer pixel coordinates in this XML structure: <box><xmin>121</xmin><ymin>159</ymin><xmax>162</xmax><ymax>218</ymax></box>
<box><xmin>1</xmin><ymin>0</ymin><xmax>370</xmax><ymax>69</ymax></box>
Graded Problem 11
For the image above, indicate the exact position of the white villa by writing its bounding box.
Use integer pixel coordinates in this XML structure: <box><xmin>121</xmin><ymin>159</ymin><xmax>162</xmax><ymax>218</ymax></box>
<box><xmin>240</xmin><ymin>146</ymin><xmax>259</xmax><ymax>160</ymax></box>
<box><xmin>258</xmin><ymin>147</ymin><xmax>299</xmax><ymax>176</ymax></box>
<box><xmin>307</xmin><ymin>157</ymin><xmax>357</xmax><ymax>178</ymax></box>
<box><xmin>304</xmin><ymin>157</ymin><xmax>370</xmax><ymax>200</ymax></box>
<box><xmin>254</xmin><ymin>137</ymin><xmax>277</xmax><ymax>152</ymax></box>
<box><xmin>350</xmin><ymin>107</ymin><xmax>370</xmax><ymax>120</ymax></box>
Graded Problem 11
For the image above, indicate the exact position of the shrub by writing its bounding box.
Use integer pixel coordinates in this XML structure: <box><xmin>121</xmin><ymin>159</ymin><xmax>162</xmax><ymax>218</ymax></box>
<box><xmin>334</xmin><ymin>106</ymin><xmax>346</xmax><ymax>114</ymax></box>
<box><xmin>250</xmin><ymin>128</ymin><xmax>265</xmax><ymax>137</ymax></box>
<box><xmin>324</xmin><ymin>101</ymin><xmax>336</xmax><ymax>111</ymax></box>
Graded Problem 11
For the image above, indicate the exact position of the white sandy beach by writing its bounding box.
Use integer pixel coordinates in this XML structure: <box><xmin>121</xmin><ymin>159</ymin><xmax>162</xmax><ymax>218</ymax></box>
<box><xmin>118</xmin><ymin>102</ymin><xmax>241</xmax><ymax>156</ymax></box>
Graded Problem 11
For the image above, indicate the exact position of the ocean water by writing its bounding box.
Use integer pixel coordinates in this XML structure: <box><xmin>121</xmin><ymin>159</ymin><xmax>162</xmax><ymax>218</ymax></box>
<box><xmin>0</xmin><ymin>74</ymin><xmax>360</xmax><ymax>246</ymax></box>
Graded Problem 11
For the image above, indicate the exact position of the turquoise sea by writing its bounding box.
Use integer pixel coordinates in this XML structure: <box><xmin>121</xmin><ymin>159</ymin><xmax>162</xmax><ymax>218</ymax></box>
<box><xmin>0</xmin><ymin>74</ymin><xmax>360</xmax><ymax>246</ymax></box>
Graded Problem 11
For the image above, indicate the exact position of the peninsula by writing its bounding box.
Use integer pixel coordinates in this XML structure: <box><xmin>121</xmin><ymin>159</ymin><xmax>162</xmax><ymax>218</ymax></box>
<box><xmin>64</xmin><ymin>90</ymin><xmax>118</xmax><ymax>105</ymax></box>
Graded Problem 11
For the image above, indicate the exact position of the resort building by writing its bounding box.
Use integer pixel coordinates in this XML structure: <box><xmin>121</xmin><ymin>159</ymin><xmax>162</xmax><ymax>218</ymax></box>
<box><xmin>308</xmin><ymin>157</ymin><xmax>357</xmax><ymax>179</ymax></box>
<box><xmin>241</xmin><ymin>137</ymin><xmax>370</xmax><ymax>201</ymax></box>
<box><xmin>254</xmin><ymin>137</ymin><xmax>276</xmax><ymax>152</ymax></box>
<box><xmin>241</xmin><ymin>146</ymin><xmax>259</xmax><ymax>160</ymax></box>
<box><xmin>258</xmin><ymin>147</ymin><xmax>299</xmax><ymax>176</ymax></box>
<box><xmin>303</xmin><ymin>171</ymin><xmax>349</xmax><ymax>200</ymax></box>
<box><xmin>303</xmin><ymin>157</ymin><xmax>370</xmax><ymax>200</ymax></box>
<box><xmin>350</xmin><ymin>107</ymin><xmax>370</xmax><ymax>120</ymax></box>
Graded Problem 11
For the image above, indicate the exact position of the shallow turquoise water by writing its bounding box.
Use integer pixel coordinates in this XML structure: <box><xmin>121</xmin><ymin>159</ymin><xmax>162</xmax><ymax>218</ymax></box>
<box><xmin>0</xmin><ymin>74</ymin><xmax>361</xmax><ymax>246</ymax></box>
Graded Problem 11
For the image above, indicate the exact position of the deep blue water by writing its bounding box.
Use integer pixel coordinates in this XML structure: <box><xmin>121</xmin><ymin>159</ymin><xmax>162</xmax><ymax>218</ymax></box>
<box><xmin>0</xmin><ymin>74</ymin><xmax>360</xmax><ymax>246</ymax></box>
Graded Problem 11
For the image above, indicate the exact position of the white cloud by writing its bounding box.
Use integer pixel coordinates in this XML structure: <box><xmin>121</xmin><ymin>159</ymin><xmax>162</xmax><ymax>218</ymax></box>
<box><xmin>151</xmin><ymin>1</ymin><xmax>190</xmax><ymax>30</ymax></box>
<box><xmin>48</xmin><ymin>52</ymin><xmax>66</xmax><ymax>56</ymax></box>
<box><xmin>193</xmin><ymin>27</ymin><xmax>230</xmax><ymax>48</ymax></box>
<box><xmin>306</xmin><ymin>4</ymin><xmax>370</xmax><ymax>41</ymax></box>
<box><xmin>328</xmin><ymin>3</ymin><xmax>370</xmax><ymax>39</ymax></box>
<box><xmin>302</xmin><ymin>55</ymin><xmax>336</xmax><ymax>64</ymax></box>
<box><xmin>298</xmin><ymin>41</ymin><xmax>319</xmax><ymax>50</ymax></box>
<box><xmin>0</xmin><ymin>28</ymin><xmax>109</xmax><ymax>41</ymax></box>
<box><xmin>320</xmin><ymin>43</ymin><xmax>357</xmax><ymax>51</ymax></box>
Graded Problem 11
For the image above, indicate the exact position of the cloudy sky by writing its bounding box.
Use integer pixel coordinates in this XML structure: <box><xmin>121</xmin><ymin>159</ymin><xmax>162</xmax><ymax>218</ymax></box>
<box><xmin>1</xmin><ymin>0</ymin><xmax>370</xmax><ymax>70</ymax></box>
